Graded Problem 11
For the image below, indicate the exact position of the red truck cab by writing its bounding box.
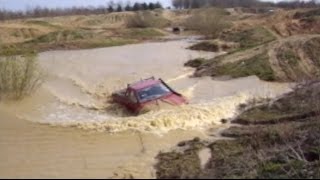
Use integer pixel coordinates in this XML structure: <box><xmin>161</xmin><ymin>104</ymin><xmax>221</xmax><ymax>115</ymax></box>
<box><xmin>111</xmin><ymin>77</ymin><xmax>188</xmax><ymax>114</ymax></box>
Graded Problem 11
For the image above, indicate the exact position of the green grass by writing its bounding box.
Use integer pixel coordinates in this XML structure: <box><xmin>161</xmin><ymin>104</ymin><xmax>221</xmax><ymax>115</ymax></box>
<box><xmin>0</xmin><ymin>45</ymin><xmax>36</xmax><ymax>56</ymax></box>
<box><xmin>27</xmin><ymin>30</ymin><xmax>93</xmax><ymax>43</ymax></box>
<box><xmin>25</xmin><ymin>20</ymin><xmax>61</xmax><ymax>29</ymax></box>
<box><xmin>1</xmin><ymin>26</ymin><xmax>162</xmax><ymax>55</ymax></box>
<box><xmin>123</xmin><ymin>28</ymin><xmax>164</xmax><ymax>39</ymax></box>
<box><xmin>184</xmin><ymin>58</ymin><xmax>206</xmax><ymax>68</ymax></box>
<box><xmin>188</xmin><ymin>41</ymin><xmax>219</xmax><ymax>52</ymax></box>
<box><xmin>77</xmin><ymin>38</ymin><xmax>137</xmax><ymax>49</ymax></box>
<box><xmin>221</xmin><ymin>27</ymin><xmax>276</xmax><ymax>51</ymax></box>
<box><xmin>238</xmin><ymin>108</ymin><xmax>286</xmax><ymax>123</ymax></box>
<box><xmin>215</xmin><ymin>51</ymin><xmax>276</xmax><ymax>81</ymax></box>
<box><xmin>277</xmin><ymin>48</ymin><xmax>299</xmax><ymax>66</ymax></box>
<box><xmin>0</xmin><ymin>38</ymin><xmax>136</xmax><ymax>56</ymax></box>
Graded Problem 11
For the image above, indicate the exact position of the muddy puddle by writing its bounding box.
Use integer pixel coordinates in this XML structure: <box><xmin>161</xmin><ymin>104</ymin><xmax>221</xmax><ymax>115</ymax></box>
<box><xmin>0</xmin><ymin>40</ymin><xmax>293</xmax><ymax>178</ymax></box>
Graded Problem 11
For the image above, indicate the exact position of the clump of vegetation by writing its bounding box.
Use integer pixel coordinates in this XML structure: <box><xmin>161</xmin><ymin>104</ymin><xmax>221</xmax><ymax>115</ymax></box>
<box><xmin>277</xmin><ymin>48</ymin><xmax>299</xmax><ymax>66</ymax></box>
<box><xmin>25</xmin><ymin>20</ymin><xmax>61</xmax><ymax>29</ymax></box>
<box><xmin>28</xmin><ymin>30</ymin><xmax>93</xmax><ymax>44</ymax></box>
<box><xmin>126</xmin><ymin>11</ymin><xmax>170</xmax><ymax>28</ymax></box>
<box><xmin>213</xmin><ymin>52</ymin><xmax>276</xmax><ymax>81</ymax></box>
<box><xmin>184</xmin><ymin>8</ymin><xmax>231</xmax><ymax>38</ymax></box>
<box><xmin>221</xmin><ymin>27</ymin><xmax>276</xmax><ymax>50</ymax></box>
<box><xmin>0</xmin><ymin>48</ymin><xmax>43</xmax><ymax>100</ymax></box>
<box><xmin>184</xmin><ymin>58</ymin><xmax>206</xmax><ymax>68</ymax></box>
<box><xmin>75</xmin><ymin>38</ymin><xmax>136</xmax><ymax>49</ymax></box>
<box><xmin>122</xmin><ymin>28</ymin><xmax>164</xmax><ymax>39</ymax></box>
<box><xmin>188</xmin><ymin>41</ymin><xmax>219</xmax><ymax>52</ymax></box>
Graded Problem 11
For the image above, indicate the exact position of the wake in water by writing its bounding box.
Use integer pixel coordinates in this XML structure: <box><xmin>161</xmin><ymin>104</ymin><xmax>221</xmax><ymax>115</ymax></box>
<box><xmin>10</xmin><ymin>73</ymin><xmax>292</xmax><ymax>135</ymax></box>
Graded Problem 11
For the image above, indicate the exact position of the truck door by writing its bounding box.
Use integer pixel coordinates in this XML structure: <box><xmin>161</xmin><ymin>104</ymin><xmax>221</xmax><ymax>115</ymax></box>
<box><xmin>126</xmin><ymin>90</ymin><xmax>138</xmax><ymax>110</ymax></box>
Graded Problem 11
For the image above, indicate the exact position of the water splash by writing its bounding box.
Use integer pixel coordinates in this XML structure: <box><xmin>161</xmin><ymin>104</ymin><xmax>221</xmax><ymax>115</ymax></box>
<box><xmin>37</xmin><ymin>93</ymin><xmax>250</xmax><ymax>134</ymax></box>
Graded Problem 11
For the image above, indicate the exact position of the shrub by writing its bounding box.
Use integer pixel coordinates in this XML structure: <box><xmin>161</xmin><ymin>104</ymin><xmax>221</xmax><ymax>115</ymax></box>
<box><xmin>189</xmin><ymin>41</ymin><xmax>220</xmax><ymax>52</ymax></box>
<box><xmin>184</xmin><ymin>8</ymin><xmax>231</xmax><ymax>38</ymax></box>
<box><xmin>0</xmin><ymin>50</ymin><xmax>43</xmax><ymax>100</ymax></box>
<box><xmin>126</xmin><ymin>11</ymin><xmax>170</xmax><ymax>28</ymax></box>
<box><xmin>184</xmin><ymin>58</ymin><xmax>206</xmax><ymax>68</ymax></box>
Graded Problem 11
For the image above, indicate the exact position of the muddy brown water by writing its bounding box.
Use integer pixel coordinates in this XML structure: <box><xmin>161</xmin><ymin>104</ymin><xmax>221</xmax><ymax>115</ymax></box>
<box><xmin>0</xmin><ymin>40</ymin><xmax>293</xmax><ymax>178</ymax></box>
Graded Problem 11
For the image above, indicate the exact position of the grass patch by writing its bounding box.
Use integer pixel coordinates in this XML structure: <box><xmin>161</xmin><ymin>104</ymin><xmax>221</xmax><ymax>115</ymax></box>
<box><xmin>122</xmin><ymin>28</ymin><xmax>164</xmax><ymax>39</ymax></box>
<box><xmin>188</xmin><ymin>41</ymin><xmax>219</xmax><ymax>52</ymax></box>
<box><xmin>214</xmin><ymin>51</ymin><xmax>276</xmax><ymax>81</ymax></box>
<box><xmin>184</xmin><ymin>58</ymin><xmax>206</xmax><ymax>68</ymax></box>
<box><xmin>25</xmin><ymin>20</ymin><xmax>61</xmax><ymax>29</ymax></box>
<box><xmin>238</xmin><ymin>108</ymin><xmax>287</xmax><ymax>123</ymax></box>
<box><xmin>0</xmin><ymin>38</ymin><xmax>136</xmax><ymax>56</ymax></box>
<box><xmin>221</xmin><ymin>27</ymin><xmax>276</xmax><ymax>50</ymax></box>
<box><xmin>75</xmin><ymin>38</ymin><xmax>137</xmax><ymax>49</ymax></box>
<box><xmin>27</xmin><ymin>30</ymin><xmax>93</xmax><ymax>43</ymax></box>
<box><xmin>277</xmin><ymin>48</ymin><xmax>299</xmax><ymax>66</ymax></box>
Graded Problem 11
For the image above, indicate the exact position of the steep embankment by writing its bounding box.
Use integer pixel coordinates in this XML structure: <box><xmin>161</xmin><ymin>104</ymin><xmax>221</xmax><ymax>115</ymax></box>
<box><xmin>191</xmin><ymin>35</ymin><xmax>320</xmax><ymax>82</ymax></box>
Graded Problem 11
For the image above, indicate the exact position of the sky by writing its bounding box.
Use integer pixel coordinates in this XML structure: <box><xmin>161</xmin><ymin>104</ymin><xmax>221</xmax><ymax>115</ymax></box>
<box><xmin>0</xmin><ymin>0</ymin><xmax>173</xmax><ymax>11</ymax></box>
<box><xmin>0</xmin><ymin>0</ymin><xmax>304</xmax><ymax>11</ymax></box>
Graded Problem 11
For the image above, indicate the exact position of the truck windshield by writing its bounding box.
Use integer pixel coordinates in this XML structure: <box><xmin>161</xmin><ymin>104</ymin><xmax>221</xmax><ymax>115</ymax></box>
<box><xmin>137</xmin><ymin>83</ymin><xmax>171</xmax><ymax>102</ymax></box>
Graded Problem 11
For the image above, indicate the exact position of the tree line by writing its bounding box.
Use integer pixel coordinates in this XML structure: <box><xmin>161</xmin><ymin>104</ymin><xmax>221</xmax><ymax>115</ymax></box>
<box><xmin>172</xmin><ymin>0</ymin><xmax>320</xmax><ymax>9</ymax></box>
<box><xmin>0</xmin><ymin>1</ymin><xmax>163</xmax><ymax>21</ymax></box>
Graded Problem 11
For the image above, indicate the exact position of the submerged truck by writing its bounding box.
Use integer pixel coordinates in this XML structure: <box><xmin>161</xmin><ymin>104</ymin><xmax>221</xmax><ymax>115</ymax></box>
<box><xmin>111</xmin><ymin>77</ymin><xmax>188</xmax><ymax>114</ymax></box>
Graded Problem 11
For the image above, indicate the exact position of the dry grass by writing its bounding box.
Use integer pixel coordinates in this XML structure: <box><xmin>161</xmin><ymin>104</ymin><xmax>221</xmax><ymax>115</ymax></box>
<box><xmin>126</xmin><ymin>11</ymin><xmax>170</xmax><ymax>28</ymax></box>
<box><xmin>0</xmin><ymin>50</ymin><xmax>43</xmax><ymax>100</ymax></box>
<box><xmin>184</xmin><ymin>8</ymin><xmax>231</xmax><ymax>38</ymax></box>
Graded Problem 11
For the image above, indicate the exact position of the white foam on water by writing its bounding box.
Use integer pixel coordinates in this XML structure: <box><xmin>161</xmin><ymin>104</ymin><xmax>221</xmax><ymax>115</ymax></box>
<box><xmin>31</xmin><ymin>92</ymin><xmax>250</xmax><ymax>134</ymax></box>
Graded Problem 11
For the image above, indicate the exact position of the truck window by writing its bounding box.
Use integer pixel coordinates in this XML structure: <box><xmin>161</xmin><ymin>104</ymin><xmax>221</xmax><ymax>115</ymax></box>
<box><xmin>128</xmin><ymin>91</ymin><xmax>137</xmax><ymax>103</ymax></box>
<box><xmin>138</xmin><ymin>83</ymin><xmax>171</xmax><ymax>102</ymax></box>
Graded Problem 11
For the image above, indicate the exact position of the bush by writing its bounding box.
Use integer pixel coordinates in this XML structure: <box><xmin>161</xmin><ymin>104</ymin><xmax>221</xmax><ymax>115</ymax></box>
<box><xmin>189</xmin><ymin>41</ymin><xmax>220</xmax><ymax>52</ymax></box>
<box><xmin>184</xmin><ymin>8</ymin><xmax>231</xmax><ymax>38</ymax></box>
<box><xmin>0</xmin><ymin>50</ymin><xmax>43</xmax><ymax>100</ymax></box>
<box><xmin>184</xmin><ymin>58</ymin><xmax>206</xmax><ymax>68</ymax></box>
<box><xmin>126</xmin><ymin>11</ymin><xmax>170</xmax><ymax>28</ymax></box>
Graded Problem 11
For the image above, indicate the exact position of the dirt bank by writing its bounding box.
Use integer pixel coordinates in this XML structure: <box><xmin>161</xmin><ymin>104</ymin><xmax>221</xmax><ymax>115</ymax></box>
<box><xmin>155</xmin><ymin>81</ymin><xmax>320</xmax><ymax>179</ymax></box>
<box><xmin>183</xmin><ymin>8</ymin><xmax>320</xmax><ymax>82</ymax></box>
<box><xmin>187</xmin><ymin>35</ymin><xmax>320</xmax><ymax>82</ymax></box>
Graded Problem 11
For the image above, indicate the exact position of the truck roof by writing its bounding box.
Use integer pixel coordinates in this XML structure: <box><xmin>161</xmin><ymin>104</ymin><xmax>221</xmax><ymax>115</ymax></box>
<box><xmin>129</xmin><ymin>78</ymin><xmax>161</xmax><ymax>91</ymax></box>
